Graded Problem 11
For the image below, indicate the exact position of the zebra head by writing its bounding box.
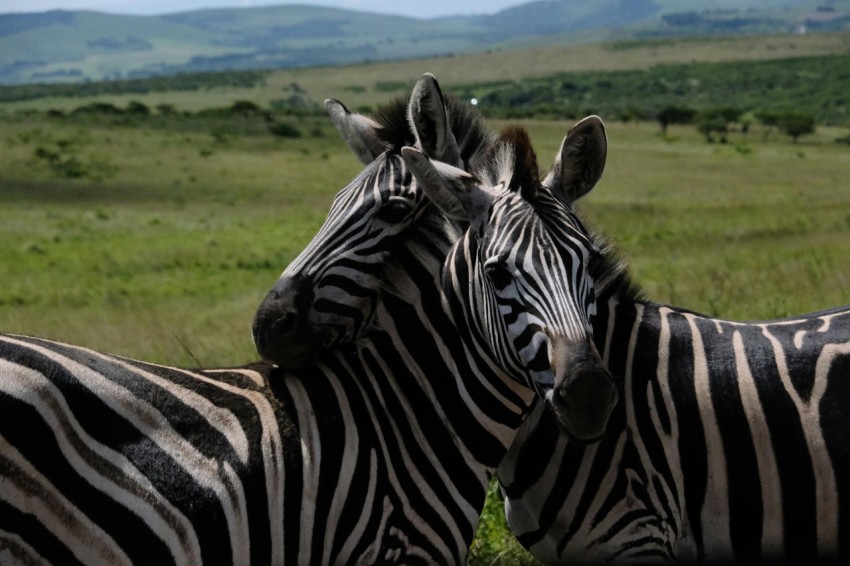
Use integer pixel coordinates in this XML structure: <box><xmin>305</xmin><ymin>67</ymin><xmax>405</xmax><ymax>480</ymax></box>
<box><xmin>253</xmin><ymin>73</ymin><xmax>492</xmax><ymax>368</ymax></box>
<box><xmin>401</xmin><ymin>121</ymin><xmax>617</xmax><ymax>442</ymax></box>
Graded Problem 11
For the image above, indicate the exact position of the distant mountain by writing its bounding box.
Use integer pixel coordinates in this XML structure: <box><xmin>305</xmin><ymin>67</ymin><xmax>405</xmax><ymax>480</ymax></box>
<box><xmin>1</xmin><ymin>0</ymin><xmax>848</xmax><ymax>85</ymax></box>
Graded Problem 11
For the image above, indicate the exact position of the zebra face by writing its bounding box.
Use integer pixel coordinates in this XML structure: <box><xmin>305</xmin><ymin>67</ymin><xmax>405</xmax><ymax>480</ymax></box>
<box><xmin>473</xmin><ymin>190</ymin><xmax>616</xmax><ymax>442</ymax></box>
<box><xmin>254</xmin><ymin>74</ymin><xmax>492</xmax><ymax>370</ymax></box>
<box><xmin>253</xmin><ymin>153</ymin><xmax>423</xmax><ymax>368</ymax></box>
<box><xmin>402</xmin><ymin>124</ymin><xmax>618</xmax><ymax>442</ymax></box>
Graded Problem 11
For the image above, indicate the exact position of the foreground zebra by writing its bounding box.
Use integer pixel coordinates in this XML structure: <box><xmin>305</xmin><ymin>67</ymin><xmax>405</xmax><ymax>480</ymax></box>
<box><xmin>496</xmin><ymin>121</ymin><xmax>850</xmax><ymax>564</ymax></box>
<box><xmin>0</xmin><ymin>77</ymin><xmax>616</xmax><ymax>564</ymax></box>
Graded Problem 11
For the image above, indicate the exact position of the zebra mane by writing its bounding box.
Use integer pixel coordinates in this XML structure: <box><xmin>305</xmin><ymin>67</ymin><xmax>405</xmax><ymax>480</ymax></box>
<box><xmin>373</xmin><ymin>92</ymin><xmax>493</xmax><ymax>309</ymax></box>
<box><xmin>372</xmin><ymin>93</ymin><xmax>494</xmax><ymax>168</ymax></box>
<box><xmin>477</xmin><ymin>126</ymin><xmax>541</xmax><ymax>201</ymax></box>
<box><xmin>585</xmin><ymin>222</ymin><xmax>646</xmax><ymax>304</ymax></box>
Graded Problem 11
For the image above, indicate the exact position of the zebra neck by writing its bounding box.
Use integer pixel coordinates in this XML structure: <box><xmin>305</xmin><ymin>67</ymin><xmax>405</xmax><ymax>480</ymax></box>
<box><xmin>379</xmin><ymin>277</ymin><xmax>536</xmax><ymax>456</ymax></box>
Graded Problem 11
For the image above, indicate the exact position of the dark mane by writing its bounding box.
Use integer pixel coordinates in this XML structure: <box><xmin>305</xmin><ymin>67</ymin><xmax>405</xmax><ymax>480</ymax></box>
<box><xmin>372</xmin><ymin>93</ymin><xmax>493</xmax><ymax>169</ymax></box>
<box><xmin>502</xmin><ymin>126</ymin><xmax>540</xmax><ymax>198</ymax></box>
<box><xmin>475</xmin><ymin>125</ymin><xmax>542</xmax><ymax>200</ymax></box>
<box><xmin>584</xmin><ymin>222</ymin><xmax>646</xmax><ymax>305</ymax></box>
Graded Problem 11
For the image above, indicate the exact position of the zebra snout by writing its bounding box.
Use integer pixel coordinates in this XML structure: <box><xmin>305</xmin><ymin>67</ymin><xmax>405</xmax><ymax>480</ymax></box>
<box><xmin>548</xmin><ymin>341</ymin><xmax>618</xmax><ymax>443</ymax></box>
<box><xmin>253</xmin><ymin>277</ymin><xmax>323</xmax><ymax>369</ymax></box>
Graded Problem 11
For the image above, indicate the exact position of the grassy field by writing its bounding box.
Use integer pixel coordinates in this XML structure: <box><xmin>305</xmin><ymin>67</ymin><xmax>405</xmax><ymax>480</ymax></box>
<box><xmin>1</xmin><ymin>106</ymin><xmax>848</xmax><ymax>562</ymax></box>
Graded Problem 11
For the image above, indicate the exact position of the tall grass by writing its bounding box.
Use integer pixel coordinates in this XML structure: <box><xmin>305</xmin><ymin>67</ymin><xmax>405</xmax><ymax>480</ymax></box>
<box><xmin>1</xmin><ymin>112</ymin><xmax>847</xmax><ymax>563</ymax></box>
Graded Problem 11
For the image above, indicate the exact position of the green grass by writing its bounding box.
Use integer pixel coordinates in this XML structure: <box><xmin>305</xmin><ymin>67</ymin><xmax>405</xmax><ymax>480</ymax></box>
<box><xmin>1</xmin><ymin>110</ymin><xmax>848</xmax><ymax>563</ymax></box>
<box><xmin>0</xmin><ymin>112</ymin><xmax>359</xmax><ymax>364</ymax></box>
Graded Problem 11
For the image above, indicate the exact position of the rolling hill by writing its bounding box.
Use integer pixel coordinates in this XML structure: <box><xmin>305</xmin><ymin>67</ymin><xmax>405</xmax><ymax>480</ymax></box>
<box><xmin>1</xmin><ymin>0</ymin><xmax>849</xmax><ymax>85</ymax></box>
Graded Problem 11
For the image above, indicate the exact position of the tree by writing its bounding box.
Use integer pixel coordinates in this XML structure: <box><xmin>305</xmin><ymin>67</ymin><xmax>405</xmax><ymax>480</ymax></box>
<box><xmin>697</xmin><ymin>114</ymin><xmax>728</xmax><ymax>143</ymax></box>
<box><xmin>696</xmin><ymin>106</ymin><xmax>742</xmax><ymax>143</ymax></box>
<box><xmin>656</xmin><ymin>104</ymin><xmax>696</xmax><ymax>135</ymax></box>
<box><xmin>755</xmin><ymin>109</ymin><xmax>781</xmax><ymax>141</ymax></box>
<box><xmin>776</xmin><ymin>111</ymin><xmax>816</xmax><ymax>143</ymax></box>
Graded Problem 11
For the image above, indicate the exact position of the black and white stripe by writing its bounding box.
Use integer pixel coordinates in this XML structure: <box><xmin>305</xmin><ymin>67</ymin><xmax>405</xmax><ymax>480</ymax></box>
<box><xmin>0</xmin><ymin>335</ymin><xmax>280</xmax><ymax>565</ymax></box>
<box><xmin>497</xmin><ymin>118</ymin><xmax>850</xmax><ymax>564</ymax></box>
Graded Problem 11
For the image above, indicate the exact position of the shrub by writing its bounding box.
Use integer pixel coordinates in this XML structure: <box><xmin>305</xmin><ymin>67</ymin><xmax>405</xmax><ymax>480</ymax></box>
<box><xmin>267</xmin><ymin>122</ymin><xmax>302</xmax><ymax>138</ymax></box>
<box><xmin>33</xmin><ymin>144</ymin><xmax>116</xmax><ymax>180</ymax></box>
<box><xmin>126</xmin><ymin>100</ymin><xmax>151</xmax><ymax>116</ymax></box>
<box><xmin>156</xmin><ymin>103</ymin><xmax>177</xmax><ymax>115</ymax></box>
<box><xmin>229</xmin><ymin>100</ymin><xmax>263</xmax><ymax>117</ymax></box>
<box><xmin>71</xmin><ymin>102</ymin><xmax>125</xmax><ymax>116</ymax></box>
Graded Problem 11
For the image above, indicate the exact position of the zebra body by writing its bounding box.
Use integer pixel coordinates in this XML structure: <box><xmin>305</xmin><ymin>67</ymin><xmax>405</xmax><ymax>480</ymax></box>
<box><xmin>1</xmin><ymin>334</ymin><xmax>284</xmax><ymax>565</ymax></box>
<box><xmin>498</xmin><ymin>123</ymin><xmax>850</xmax><ymax>564</ymax></box>
<box><xmin>1</xmin><ymin>319</ymin><xmax>526</xmax><ymax>564</ymax></box>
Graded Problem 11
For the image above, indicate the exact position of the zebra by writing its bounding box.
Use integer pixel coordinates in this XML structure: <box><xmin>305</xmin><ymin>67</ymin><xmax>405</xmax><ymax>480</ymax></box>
<box><xmin>1</xmin><ymin>75</ymin><xmax>616</xmax><ymax>564</ymax></box>
<box><xmin>494</xmin><ymin>116</ymin><xmax>850</xmax><ymax>564</ymax></box>
<box><xmin>253</xmin><ymin>73</ymin><xmax>617</xmax><ymax>442</ymax></box>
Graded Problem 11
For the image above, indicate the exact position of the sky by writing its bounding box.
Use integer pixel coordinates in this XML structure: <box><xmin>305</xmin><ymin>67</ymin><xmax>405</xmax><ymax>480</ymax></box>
<box><xmin>0</xmin><ymin>0</ymin><xmax>527</xmax><ymax>19</ymax></box>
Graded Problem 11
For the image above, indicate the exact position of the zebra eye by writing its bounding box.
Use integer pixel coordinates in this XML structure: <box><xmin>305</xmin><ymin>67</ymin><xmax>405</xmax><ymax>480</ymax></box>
<box><xmin>376</xmin><ymin>200</ymin><xmax>412</xmax><ymax>223</ymax></box>
<box><xmin>484</xmin><ymin>261</ymin><xmax>515</xmax><ymax>290</ymax></box>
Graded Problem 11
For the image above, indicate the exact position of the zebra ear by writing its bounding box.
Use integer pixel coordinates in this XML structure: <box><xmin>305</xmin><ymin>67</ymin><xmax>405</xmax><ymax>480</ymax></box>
<box><xmin>407</xmin><ymin>73</ymin><xmax>463</xmax><ymax>167</ymax></box>
<box><xmin>325</xmin><ymin>99</ymin><xmax>387</xmax><ymax>165</ymax></box>
<box><xmin>401</xmin><ymin>147</ymin><xmax>487</xmax><ymax>221</ymax></box>
<box><xmin>544</xmin><ymin>115</ymin><xmax>607</xmax><ymax>204</ymax></box>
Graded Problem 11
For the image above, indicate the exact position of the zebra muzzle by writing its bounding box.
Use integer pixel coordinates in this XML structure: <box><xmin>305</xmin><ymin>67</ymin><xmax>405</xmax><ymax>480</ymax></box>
<box><xmin>253</xmin><ymin>277</ymin><xmax>332</xmax><ymax>369</ymax></box>
<box><xmin>544</xmin><ymin>338</ymin><xmax>618</xmax><ymax>443</ymax></box>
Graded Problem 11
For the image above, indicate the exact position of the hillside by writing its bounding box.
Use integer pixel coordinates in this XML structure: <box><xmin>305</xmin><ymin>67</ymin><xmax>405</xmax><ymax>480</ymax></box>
<box><xmin>1</xmin><ymin>0</ymin><xmax>850</xmax><ymax>85</ymax></box>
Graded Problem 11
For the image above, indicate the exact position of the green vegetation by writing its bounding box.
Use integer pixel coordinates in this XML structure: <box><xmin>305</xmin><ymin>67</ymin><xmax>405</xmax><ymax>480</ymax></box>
<box><xmin>0</xmin><ymin>70</ymin><xmax>268</xmax><ymax>103</ymax></box>
<box><xmin>1</xmin><ymin>34</ymin><xmax>849</xmax><ymax>562</ymax></box>
<box><xmin>455</xmin><ymin>54</ymin><xmax>850</xmax><ymax>125</ymax></box>
<box><xmin>3</xmin><ymin>33</ymin><xmax>848</xmax><ymax>114</ymax></box>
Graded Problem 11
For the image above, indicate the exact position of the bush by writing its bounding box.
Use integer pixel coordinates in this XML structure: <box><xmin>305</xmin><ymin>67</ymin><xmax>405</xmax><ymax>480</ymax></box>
<box><xmin>33</xmin><ymin>144</ymin><xmax>116</xmax><ymax>180</ymax></box>
<box><xmin>229</xmin><ymin>100</ymin><xmax>263</xmax><ymax>117</ymax></box>
<box><xmin>126</xmin><ymin>100</ymin><xmax>151</xmax><ymax>116</ymax></box>
<box><xmin>267</xmin><ymin>122</ymin><xmax>302</xmax><ymax>138</ymax></box>
<box><xmin>71</xmin><ymin>102</ymin><xmax>125</xmax><ymax>116</ymax></box>
<box><xmin>156</xmin><ymin>103</ymin><xmax>177</xmax><ymax>115</ymax></box>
